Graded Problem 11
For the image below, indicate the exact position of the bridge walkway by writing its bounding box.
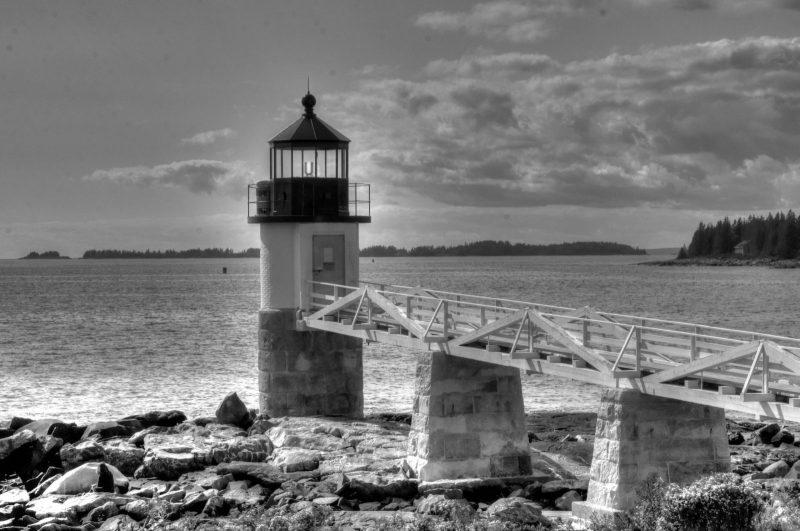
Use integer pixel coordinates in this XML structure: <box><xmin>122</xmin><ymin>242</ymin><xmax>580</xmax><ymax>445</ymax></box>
<box><xmin>301</xmin><ymin>280</ymin><xmax>800</xmax><ymax>422</ymax></box>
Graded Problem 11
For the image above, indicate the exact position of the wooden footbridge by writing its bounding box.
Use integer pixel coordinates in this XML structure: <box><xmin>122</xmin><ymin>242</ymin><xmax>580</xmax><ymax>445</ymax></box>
<box><xmin>300</xmin><ymin>280</ymin><xmax>800</xmax><ymax>422</ymax></box>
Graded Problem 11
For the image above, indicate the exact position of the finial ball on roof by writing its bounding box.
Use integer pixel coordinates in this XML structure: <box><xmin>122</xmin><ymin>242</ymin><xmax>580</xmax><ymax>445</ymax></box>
<box><xmin>302</xmin><ymin>93</ymin><xmax>316</xmax><ymax>116</ymax></box>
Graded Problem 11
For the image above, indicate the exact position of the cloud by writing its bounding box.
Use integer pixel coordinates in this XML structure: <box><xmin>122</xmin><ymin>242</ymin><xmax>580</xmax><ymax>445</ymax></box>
<box><xmin>180</xmin><ymin>128</ymin><xmax>237</xmax><ymax>146</ymax></box>
<box><xmin>415</xmin><ymin>1</ymin><xmax>559</xmax><ymax>43</ymax></box>
<box><xmin>83</xmin><ymin>160</ymin><xmax>254</xmax><ymax>198</ymax></box>
<box><xmin>423</xmin><ymin>52</ymin><xmax>557</xmax><ymax>79</ymax></box>
<box><xmin>628</xmin><ymin>0</ymin><xmax>800</xmax><ymax>10</ymax></box>
<box><xmin>326</xmin><ymin>37</ymin><xmax>800</xmax><ymax>213</ymax></box>
<box><xmin>415</xmin><ymin>0</ymin><xmax>800</xmax><ymax>43</ymax></box>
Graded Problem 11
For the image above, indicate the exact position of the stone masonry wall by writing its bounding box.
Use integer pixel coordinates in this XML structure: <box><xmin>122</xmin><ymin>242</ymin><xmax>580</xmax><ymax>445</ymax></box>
<box><xmin>406</xmin><ymin>351</ymin><xmax>531</xmax><ymax>481</ymax></box>
<box><xmin>258</xmin><ymin>309</ymin><xmax>363</xmax><ymax>417</ymax></box>
<box><xmin>573</xmin><ymin>388</ymin><xmax>730</xmax><ymax>518</ymax></box>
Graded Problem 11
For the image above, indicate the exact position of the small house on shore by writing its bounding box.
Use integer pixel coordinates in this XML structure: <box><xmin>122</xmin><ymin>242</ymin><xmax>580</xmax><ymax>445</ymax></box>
<box><xmin>734</xmin><ymin>240</ymin><xmax>751</xmax><ymax>256</ymax></box>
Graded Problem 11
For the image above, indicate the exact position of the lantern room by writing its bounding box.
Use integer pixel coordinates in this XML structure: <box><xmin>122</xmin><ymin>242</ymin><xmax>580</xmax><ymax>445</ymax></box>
<box><xmin>248</xmin><ymin>92</ymin><xmax>370</xmax><ymax>223</ymax></box>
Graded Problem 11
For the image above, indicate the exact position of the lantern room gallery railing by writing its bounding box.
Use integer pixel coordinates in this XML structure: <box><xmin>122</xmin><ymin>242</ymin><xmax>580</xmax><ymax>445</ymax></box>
<box><xmin>247</xmin><ymin>182</ymin><xmax>370</xmax><ymax>220</ymax></box>
<box><xmin>300</xmin><ymin>279</ymin><xmax>800</xmax><ymax>422</ymax></box>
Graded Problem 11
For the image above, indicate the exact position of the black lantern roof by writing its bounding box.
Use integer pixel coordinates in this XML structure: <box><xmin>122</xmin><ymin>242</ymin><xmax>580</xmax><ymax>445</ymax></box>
<box><xmin>269</xmin><ymin>92</ymin><xmax>350</xmax><ymax>148</ymax></box>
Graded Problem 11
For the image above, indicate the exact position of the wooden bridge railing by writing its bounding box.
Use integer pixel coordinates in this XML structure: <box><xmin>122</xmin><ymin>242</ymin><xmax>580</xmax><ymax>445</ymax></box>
<box><xmin>303</xmin><ymin>279</ymin><xmax>800</xmax><ymax>421</ymax></box>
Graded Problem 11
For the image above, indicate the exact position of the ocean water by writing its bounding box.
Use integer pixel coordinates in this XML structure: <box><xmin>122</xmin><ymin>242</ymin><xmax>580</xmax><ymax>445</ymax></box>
<box><xmin>1</xmin><ymin>255</ymin><xmax>799</xmax><ymax>423</ymax></box>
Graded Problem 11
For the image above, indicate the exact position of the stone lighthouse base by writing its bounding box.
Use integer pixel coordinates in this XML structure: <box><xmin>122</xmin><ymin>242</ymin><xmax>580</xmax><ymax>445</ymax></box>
<box><xmin>572</xmin><ymin>388</ymin><xmax>730</xmax><ymax>521</ymax></box>
<box><xmin>257</xmin><ymin>309</ymin><xmax>363</xmax><ymax>417</ymax></box>
<box><xmin>405</xmin><ymin>351</ymin><xmax>531</xmax><ymax>481</ymax></box>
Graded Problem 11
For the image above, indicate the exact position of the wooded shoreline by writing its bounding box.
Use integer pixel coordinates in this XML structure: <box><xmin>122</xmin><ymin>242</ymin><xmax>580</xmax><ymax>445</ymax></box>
<box><xmin>642</xmin><ymin>257</ymin><xmax>800</xmax><ymax>268</ymax></box>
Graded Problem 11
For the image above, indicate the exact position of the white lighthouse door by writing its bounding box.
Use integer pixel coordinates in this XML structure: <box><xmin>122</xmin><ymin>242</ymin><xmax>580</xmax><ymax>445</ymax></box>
<box><xmin>312</xmin><ymin>235</ymin><xmax>346</xmax><ymax>294</ymax></box>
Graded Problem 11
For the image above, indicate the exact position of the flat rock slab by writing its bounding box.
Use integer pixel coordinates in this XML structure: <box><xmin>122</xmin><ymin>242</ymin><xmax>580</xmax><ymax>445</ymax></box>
<box><xmin>215</xmin><ymin>462</ymin><xmax>287</xmax><ymax>489</ymax></box>
<box><xmin>0</xmin><ymin>488</ymin><xmax>29</xmax><ymax>507</ymax></box>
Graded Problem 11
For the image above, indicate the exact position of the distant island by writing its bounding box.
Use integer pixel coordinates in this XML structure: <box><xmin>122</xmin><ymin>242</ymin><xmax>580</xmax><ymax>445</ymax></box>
<box><xmin>360</xmin><ymin>240</ymin><xmax>646</xmax><ymax>257</ymax></box>
<box><xmin>650</xmin><ymin>210</ymin><xmax>800</xmax><ymax>268</ymax></box>
<box><xmin>82</xmin><ymin>248</ymin><xmax>259</xmax><ymax>259</ymax></box>
<box><xmin>20</xmin><ymin>251</ymin><xmax>70</xmax><ymax>259</ymax></box>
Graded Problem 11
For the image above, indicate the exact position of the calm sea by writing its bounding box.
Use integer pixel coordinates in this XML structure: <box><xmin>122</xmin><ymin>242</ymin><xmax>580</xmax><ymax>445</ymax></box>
<box><xmin>2</xmin><ymin>255</ymin><xmax>799</xmax><ymax>423</ymax></box>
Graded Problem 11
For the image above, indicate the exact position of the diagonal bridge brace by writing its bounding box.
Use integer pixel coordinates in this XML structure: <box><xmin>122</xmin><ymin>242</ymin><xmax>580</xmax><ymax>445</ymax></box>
<box><xmin>364</xmin><ymin>287</ymin><xmax>428</xmax><ymax>339</ymax></box>
<box><xmin>528</xmin><ymin>309</ymin><xmax>615</xmax><ymax>373</ymax></box>
<box><xmin>305</xmin><ymin>287</ymin><xmax>366</xmax><ymax>322</ymax></box>
<box><xmin>642</xmin><ymin>340</ymin><xmax>761</xmax><ymax>384</ymax></box>
<box><xmin>448</xmin><ymin>308</ymin><xmax>527</xmax><ymax>348</ymax></box>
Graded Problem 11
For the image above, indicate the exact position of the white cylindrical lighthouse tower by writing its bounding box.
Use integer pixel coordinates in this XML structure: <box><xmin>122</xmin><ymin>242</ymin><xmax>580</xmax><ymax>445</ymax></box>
<box><xmin>248</xmin><ymin>92</ymin><xmax>370</xmax><ymax>417</ymax></box>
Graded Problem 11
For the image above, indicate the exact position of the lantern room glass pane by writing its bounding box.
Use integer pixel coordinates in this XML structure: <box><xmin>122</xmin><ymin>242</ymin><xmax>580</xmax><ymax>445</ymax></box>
<box><xmin>279</xmin><ymin>149</ymin><xmax>291</xmax><ymax>179</ymax></box>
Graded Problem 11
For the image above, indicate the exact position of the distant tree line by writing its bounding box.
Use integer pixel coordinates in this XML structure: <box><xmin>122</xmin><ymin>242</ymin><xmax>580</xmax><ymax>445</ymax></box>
<box><xmin>82</xmin><ymin>248</ymin><xmax>259</xmax><ymax>259</ymax></box>
<box><xmin>361</xmin><ymin>240</ymin><xmax>646</xmax><ymax>257</ymax></box>
<box><xmin>678</xmin><ymin>211</ymin><xmax>800</xmax><ymax>259</ymax></box>
<box><xmin>21</xmin><ymin>250</ymin><xmax>67</xmax><ymax>259</ymax></box>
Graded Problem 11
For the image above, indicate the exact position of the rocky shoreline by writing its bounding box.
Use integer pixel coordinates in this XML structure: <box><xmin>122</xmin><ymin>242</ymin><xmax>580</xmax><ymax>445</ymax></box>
<box><xmin>3</xmin><ymin>394</ymin><xmax>800</xmax><ymax>530</ymax></box>
<box><xmin>641</xmin><ymin>257</ymin><xmax>800</xmax><ymax>268</ymax></box>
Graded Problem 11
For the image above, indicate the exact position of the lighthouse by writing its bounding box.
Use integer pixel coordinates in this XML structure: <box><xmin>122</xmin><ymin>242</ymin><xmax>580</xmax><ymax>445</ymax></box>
<box><xmin>248</xmin><ymin>92</ymin><xmax>370</xmax><ymax>417</ymax></box>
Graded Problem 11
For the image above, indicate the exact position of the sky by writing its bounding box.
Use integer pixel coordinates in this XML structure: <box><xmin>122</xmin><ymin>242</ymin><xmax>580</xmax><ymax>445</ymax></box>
<box><xmin>2</xmin><ymin>0</ymin><xmax>800</xmax><ymax>258</ymax></box>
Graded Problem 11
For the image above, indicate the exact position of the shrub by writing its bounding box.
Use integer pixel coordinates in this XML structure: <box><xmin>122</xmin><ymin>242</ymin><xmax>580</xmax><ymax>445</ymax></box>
<box><xmin>656</xmin><ymin>473</ymin><xmax>763</xmax><ymax>531</ymax></box>
<box><xmin>626</xmin><ymin>475</ymin><xmax>669</xmax><ymax>531</ymax></box>
<box><xmin>753</xmin><ymin>481</ymin><xmax>800</xmax><ymax>531</ymax></box>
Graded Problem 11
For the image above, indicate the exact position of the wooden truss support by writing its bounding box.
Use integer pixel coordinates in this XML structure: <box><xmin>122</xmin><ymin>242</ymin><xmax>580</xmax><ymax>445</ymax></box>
<box><xmin>364</xmin><ymin>287</ymin><xmax>427</xmax><ymax>338</ymax></box>
<box><xmin>642</xmin><ymin>340</ymin><xmax>760</xmax><ymax>384</ymax></box>
<box><xmin>448</xmin><ymin>309</ymin><xmax>528</xmax><ymax>347</ymax></box>
<box><xmin>528</xmin><ymin>309</ymin><xmax>614</xmax><ymax>373</ymax></box>
<box><xmin>305</xmin><ymin>287</ymin><xmax>365</xmax><ymax>322</ymax></box>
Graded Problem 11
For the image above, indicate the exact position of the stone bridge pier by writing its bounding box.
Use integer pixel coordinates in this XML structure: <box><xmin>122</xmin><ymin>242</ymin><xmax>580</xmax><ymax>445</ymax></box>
<box><xmin>572</xmin><ymin>388</ymin><xmax>731</xmax><ymax>520</ymax></box>
<box><xmin>405</xmin><ymin>351</ymin><xmax>532</xmax><ymax>481</ymax></box>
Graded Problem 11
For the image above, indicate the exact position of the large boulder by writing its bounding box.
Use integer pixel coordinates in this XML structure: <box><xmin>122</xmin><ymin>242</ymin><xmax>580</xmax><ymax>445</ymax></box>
<box><xmin>100</xmin><ymin>439</ymin><xmax>146</xmax><ymax>476</ymax></box>
<box><xmin>209</xmin><ymin>434</ymin><xmax>273</xmax><ymax>464</ymax></box>
<box><xmin>0</xmin><ymin>429</ymin><xmax>37</xmax><ymax>462</ymax></box>
<box><xmin>757</xmin><ymin>423</ymin><xmax>782</xmax><ymax>444</ymax></box>
<box><xmin>121</xmin><ymin>410</ymin><xmax>187</xmax><ymax>429</ymax></box>
<box><xmin>83</xmin><ymin>421</ymin><xmax>135</xmax><ymax>440</ymax></box>
<box><xmin>273</xmin><ymin>448</ymin><xmax>321</xmax><ymax>473</ymax></box>
<box><xmin>750</xmin><ymin>460</ymin><xmax>790</xmax><ymax>480</ymax></box>
<box><xmin>43</xmin><ymin>462</ymin><xmax>129</xmax><ymax>495</ymax></box>
<box><xmin>486</xmin><ymin>497</ymin><xmax>550</xmax><ymax>526</ymax></box>
<box><xmin>135</xmin><ymin>448</ymin><xmax>203</xmax><ymax>480</ymax></box>
<box><xmin>771</xmin><ymin>430</ymin><xmax>795</xmax><ymax>447</ymax></box>
<box><xmin>60</xmin><ymin>440</ymin><xmax>105</xmax><ymax>470</ymax></box>
<box><xmin>0</xmin><ymin>429</ymin><xmax>62</xmax><ymax>479</ymax></box>
<box><xmin>128</xmin><ymin>425</ymin><xmax>169</xmax><ymax>447</ymax></box>
<box><xmin>16</xmin><ymin>419</ymin><xmax>83</xmax><ymax>444</ymax></box>
<box><xmin>122</xmin><ymin>499</ymin><xmax>151</xmax><ymax>521</ymax></box>
<box><xmin>215</xmin><ymin>392</ymin><xmax>251</xmax><ymax>428</ymax></box>
<box><xmin>416</xmin><ymin>494</ymin><xmax>475</xmax><ymax>520</ymax></box>
<box><xmin>215</xmin><ymin>461</ymin><xmax>287</xmax><ymax>490</ymax></box>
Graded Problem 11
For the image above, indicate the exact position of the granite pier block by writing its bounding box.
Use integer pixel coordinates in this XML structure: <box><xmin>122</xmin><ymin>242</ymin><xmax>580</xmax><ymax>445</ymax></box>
<box><xmin>406</xmin><ymin>351</ymin><xmax>530</xmax><ymax>481</ymax></box>
<box><xmin>258</xmin><ymin>308</ymin><xmax>363</xmax><ymax>417</ymax></box>
<box><xmin>572</xmin><ymin>388</ymin><xmax>730</xmax><ymax>521</ymax></box>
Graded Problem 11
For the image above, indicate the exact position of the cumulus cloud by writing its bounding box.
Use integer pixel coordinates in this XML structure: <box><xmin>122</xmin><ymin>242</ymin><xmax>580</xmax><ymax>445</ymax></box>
<box><xmin>180</xmin><ymin>128</ymin><xmax>237</xmax><ymax>146</ymax></box>
<box><xmin>423</xmin><ymin>52</ymin><xmax>557</xmax><ymax>79</ymax></box>
<box><xmin>83</xmin><ymin>160</ymin><xmax>254</xmax><ymax>198</ymax></box>
<box><xmin>415</xmin><ymin>1</ymin><xmax>557</xmax><ymax>43</ymax></box>
<box><xmin>327</xmin><ymin>36</ymin><xmax>800</xmax><ymax>212</ymax></box>
<box><xmin>415</xmin><ymin>0</ymin><xmax>800</xmax><ymax>44</ymax></box>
